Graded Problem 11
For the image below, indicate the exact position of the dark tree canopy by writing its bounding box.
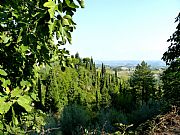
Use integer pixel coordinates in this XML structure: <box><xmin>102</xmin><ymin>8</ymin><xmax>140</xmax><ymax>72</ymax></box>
<box><xmin>161</xmin><ymin>12</ymin><xmax>180</xmax><ymax>106</ymax></box>
<box><xmin>162</xmin><ymin>13</ymin><xmax>180</xmax><ymax>65</ymax></box>
<box><xmin>161</xmin><ymin>59</ymin><xmax>180</xmax><ymax>105</ymax></box>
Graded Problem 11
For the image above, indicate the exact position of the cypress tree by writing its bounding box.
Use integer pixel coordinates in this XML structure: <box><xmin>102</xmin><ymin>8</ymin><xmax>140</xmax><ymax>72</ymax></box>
<box><xmin>100</xmin><ymin>63</ymin><xmax>106</xmax><ymax>94</ymax></box>
<box><xmin>119</xmin><ymin>81</ymin><xmax>123</xmax><ymax>94</ymax></box>
<box><xmin>115</xmin><ymin>69</ymin><xmax>118</xmax><ymax>85</ymax></box>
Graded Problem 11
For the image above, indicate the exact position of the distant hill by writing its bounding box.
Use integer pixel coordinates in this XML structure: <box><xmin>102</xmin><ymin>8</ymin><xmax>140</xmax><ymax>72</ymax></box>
<box><xmin>95</xmin><ymin>60</ymin><xmax>166</xmax><ymax>68</ymax></box>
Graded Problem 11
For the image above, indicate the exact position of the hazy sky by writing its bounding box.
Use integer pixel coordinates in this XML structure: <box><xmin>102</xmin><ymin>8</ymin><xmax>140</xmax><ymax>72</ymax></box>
<box><xmin>65</xmin><ymin>0</ymin><xmax>179</xmax><ymax>60</ymax></box>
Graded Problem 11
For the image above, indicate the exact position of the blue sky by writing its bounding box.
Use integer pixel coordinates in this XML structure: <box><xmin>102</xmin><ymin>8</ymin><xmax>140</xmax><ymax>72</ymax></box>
<box><xmin>66</xmin><ymin>0</ymin><xmax>180</xmax><ymax>60</ymax></box>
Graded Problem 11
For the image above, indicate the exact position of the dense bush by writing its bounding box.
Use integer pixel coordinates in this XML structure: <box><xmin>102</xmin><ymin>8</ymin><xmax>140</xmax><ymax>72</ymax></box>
<box><xmin>60</xmin><ymin>104</ymin><xmax>90</xmax><ymax>135</ymax></box>
<box><xmin>128</xmin><ymin>99</ymin><xmax>165</xmax><ymax>126</ymax></box>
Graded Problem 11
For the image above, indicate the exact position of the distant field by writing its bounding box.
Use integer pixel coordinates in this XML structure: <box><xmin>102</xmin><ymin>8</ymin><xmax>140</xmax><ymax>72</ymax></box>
<box><xmin>117</xmin><ymin>69</ymin><xmax>163</xmax><ymax>80</ymax></box>
<box><xmin>117</xmin><ymin>71</ymin><xmax>133</xmax><ymax>80</ymax></box>
<box><xmin>96</xmin><ymin>65</ymin><xmax>165</xmax><ymax>81</ymax></box>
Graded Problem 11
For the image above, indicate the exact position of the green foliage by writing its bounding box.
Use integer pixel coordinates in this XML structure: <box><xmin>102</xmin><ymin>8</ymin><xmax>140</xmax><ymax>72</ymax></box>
<box><xmin>130</xmin><ymin>61</ymin><xmax>156</xmax><ymax>105</ymax></box>
<box><xmin>128</xmin><ymin>99</ymin><xmax>164</xmax><ymax>126</ymax></box>
<box><xmin>60</xmin><ymin>104</ymin><xmax>90</xmax><ymax>135</ymax></box>
<box><xmin>97</xmin><ymin>109</ymin><xmax>128</xmax><ymax>129</ymax></box>
<box><xmin>0</xmin><ymin>82</ymin><xmax>43</xmax><ymax>134</ymax></box>
<box><xmin>161</xmin><ymin>59</ymin><xmax>180</xmax><ymax>105</ymax></box>
<box><xmin>0</xmin><ymin>0</ymin><xmax>84</xmax><ymax>133</ymax></box>
<box><xmin>43</xmin><ymin>113</ymin><xmax>60</xmax><ymax>135</ymax></box>
<box><xmin>112</xmin><ymin>93</ymin><xmax>135</xmax><ymax>113</ymax></box>
<box><xmin>31</xmin><ymin>56</ymin><xmax>168</xmax><ymax>134</ymax></box>
<box><xmin>162</xmin><ymin>13</ymin><xmax>180</xmax><ymax>65</ymax></box>
<box><xmin>20</xmin><ymin>110</ymin><xmax>46</xmax><ymax>134</ymax></box>
<box><xmin>114</xmin><ymin>123</ymin><xmax>133</xmax><ymax>135</ymax></box>
<box><xmin>161</xmin><ymin>13</ymin><xmax>180</xmax><ymax>106</ymax></box>
<box><xmin>96</xmin><ymin>109</ymin><xmax>115</xmax><ymax>132</ymax></box>
<box><xmin>36</xmin><ymin>56</ymin><xmax>135</xmax><ymax>134</ymax></box>
<box><xmin>38</xmin><ymin>61</ymin><xmax>98</xmax><ymax>113</ymax></box>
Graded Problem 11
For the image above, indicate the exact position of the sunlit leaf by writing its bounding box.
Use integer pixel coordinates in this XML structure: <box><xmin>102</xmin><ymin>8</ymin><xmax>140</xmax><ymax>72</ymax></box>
<box><xmin>12</xmin><ymin>12</ymin><xmax>19</xmax><ymax>18</ymax></box>
<box><xmin>31</xmin><ymin>92</ymin><xmax>37</xmax><ymax>100</ymax></box>
<box><xmin>43</xmin><ymin>1</ymin><xmax>56</xmax><ymax>8</ymax></box>
<box><xmin>20</xmin><ymin>45</ymin><xmax>28</xmax><ymax>52</ymax></box>
<box><xmin>20</xmin><ymin>80</ymin><xmax>31</xmax><ymax>87</ymax></box>
<box><xmin>0</xmin><ymin>102</ymin><xmax>12</xmax><ymax>114</ymax></box>
<box><xmin>11</xmin><ymin>87</ymin><xmax>22</xmax><ymax>98</ymax></box>
<box><xmin>5</xmin><ymin>87</ymin><xmax>10</xmax><ymax>95</ymax></box>
<box><xmin>0</xmin><ymin>96</ymin><xmax>6</xmax><ymax>104</ymax></box>
<box><xmin>44</xmin><ymin>1</ymin><xmax>58</xmax><ymax>19</ymax></box>
<box><xmin>1</xmin><ymin>79</ymin><xmax>11</xmax><ymax>88</ymax></box>
<box><xmin>0</xmin><ymin>69</ymin><xmax>7</xmax><ymax>76</ymax></box>
<box><xmin>62</xmin><ymin>18</ymin><xmax>69</xmax><ymax>26</ymax></box>
<box><xmin>17</xmin><ymin>95</ymin><xmax>32</xmax><ymax>112</ymax></box>
<box><xmin>17</xmin><ymin>28</ymin><xmax>23</xmax><ymax>43</ymax></box>
<box><xmin>0</xmin><ymin>33</ymin><xmax>10</xmax><ymax>43</ymax></box>
<box><xmin>12</xmin><ymin>108</ymin><xmax>19</xmax><ymax>126</ymax></box>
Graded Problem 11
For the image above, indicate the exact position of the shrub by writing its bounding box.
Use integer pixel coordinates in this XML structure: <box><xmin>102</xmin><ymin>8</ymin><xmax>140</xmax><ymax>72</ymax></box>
<box><xmin>60</xmin><ymin>104</ymin><xmax>90</xmax><ymax>135</ymax></box>
<box><xmin>128</xmin><ymin>99</ymin><xmax>164</xmax><ymax>126</ymax></box>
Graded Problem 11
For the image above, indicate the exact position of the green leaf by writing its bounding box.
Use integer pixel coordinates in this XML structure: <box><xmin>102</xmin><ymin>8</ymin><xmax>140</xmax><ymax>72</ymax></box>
<box><xmin>48</xmin><ymin>20</ymin><xmax>55</xmax><ymax>35</ymax></box>
<box><xmin>62</xmin><ymin>18</ymin><xmax>69</xmax><ymax>26</ymax></box>
<box><xmin>0</xmin><ymin>96</ymin><xmax>6</xmax><ymax>104</ymax></box>
<box><xmin>20</xmin><ymin>45</ymin><xmax>28</xmax><ymax>52</ymax></box>
<box><xmin>78</xmin><ymin>0</ymin><xmax>85</xmax><ymax>8</ymax></box>
<box><xmin>0</xmin><ymin>121</ymin><xmax>3</xmax><ymax>130</ymax></box>
<box><xmin>63</xmin><ymin>15</ymin><xmax>72</xmax><ymax>20</ymax></box>
<box><xmin>81</xmin><ymin>0</ymin><xmax>85</xmax><ymax>8</ymax></box>
<box><xmin>12</xmin><ymin>107</ymin><xmax>19</xmax><ymax>126</ymax></box>
<box><xmin>12</xmin><ymin>12</ymin><xmax>19</xmax><ymax>18</ymax></box>
<box><xmin>62</xmin><ymin>61</ymin><xmax>66</xmax><ymax>67</ymax></box>
<box><xmin>5</xmin><ymin>42</ymin><xmax>11</xmax><ymax>47</ymax></box>
<box><xmin>5</xmin><ymin>124</ymin><xmax>11</xmax><ymax>133</ymax></box>
<box><xmin>0</xmin><ymin>33</ymin><xmax>10</xmax><ymax>43</ymax></box>
<box><xmin>48</xmin><ymin>9</ymin><xmax>54</xmax><ymax>19</ymax></box>
<box><xmin>31</xmin><ymin>92</ymin><xmax>37</xmax><ymax>100</ymax></box>
<box><xmin>17</xmin><ymin>95</ymin><xmax>32</xmax><ymax>112</ymax></box>
<box><xmin>43</xmin><ymin>1</ymin><xmax>56</xmax><ymax>8</ymax></box>
<box><xmin>0</xmin><ymin>102</ymin><xmax>12</xmax><ymax>114</ymax></box>
<box><xmin>65</xmin><ymin>31</ymin><xmax>71</xmax><ymax>39</ymax></box>
<box><xmin>11</xmin><ymin>88</ymin><xmax>22</xmax><ymax>98</ymax></box>
<box><xmin>44</xmin><ymin>1</ymin><xmax>58</xmax><ymax>19</ymax></box>
<box><xmin>17</xmin><ymin>28</ymin><xmax>23</xmax><ymax>43</ymax></box>
<box><xmin>65</xmin><ymin>0</ymin><xmax>79</xmax><ymax>8</ymax></box>
<box><xmin>0</xmin><ymin>69</ymin><xmax>7</xmax><ymax>76</ymax></box>
<box><xmin>5</xmin><ymin>87</ymin><xmax>10</xmax><ymax>95</ymax></box>
<box><xmin>20</xmin><ymin>80</ymin><xmax>31</xmax><ymax>87</ymax></box>
<box><xmin>1</xmin><ymin>79</ymin><xmax>11</xmax><ymax>88</ymax></box>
